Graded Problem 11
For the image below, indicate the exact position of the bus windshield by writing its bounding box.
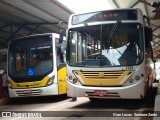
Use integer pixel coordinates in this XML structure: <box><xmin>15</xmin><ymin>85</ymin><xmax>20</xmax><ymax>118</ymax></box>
<box><xmin>67</xmin><ymin>23</ymin><xmax>144</xmax><ymax>67</ymax></box>
<box><xmin>8</xmin><ymin>35</ymin><xmax>53</xmax><ymax>82</ymax></box>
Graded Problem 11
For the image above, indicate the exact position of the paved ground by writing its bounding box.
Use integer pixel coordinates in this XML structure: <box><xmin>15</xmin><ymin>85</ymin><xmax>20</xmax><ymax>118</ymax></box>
<box><xmin>0</xmin><ymin>88</ymin><xmax>157</xmax><ymax>120</ymax></box>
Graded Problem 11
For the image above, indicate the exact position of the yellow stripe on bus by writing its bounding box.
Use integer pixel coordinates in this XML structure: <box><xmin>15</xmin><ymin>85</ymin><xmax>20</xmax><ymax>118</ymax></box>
<box><xmin>73</xmin><ymin>70</ymin><xmax>132</xmax><ymax>86</ymax></box>
<box><xmin>57</xmin><ymin>66</ymin><xmax>67</xmax><ymax>94</ymax></box>
<box><xmin>9</xmin><ymin>76</ymin><xmax>49</xmax><ymax>89</ymax></box>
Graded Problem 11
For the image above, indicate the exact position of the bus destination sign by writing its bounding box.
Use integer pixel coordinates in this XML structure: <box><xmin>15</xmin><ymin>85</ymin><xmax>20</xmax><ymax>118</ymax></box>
<box><xmin>72</xmin><ymin>10</ymin><xmax>137</xmax><ymax>25</ymax></box>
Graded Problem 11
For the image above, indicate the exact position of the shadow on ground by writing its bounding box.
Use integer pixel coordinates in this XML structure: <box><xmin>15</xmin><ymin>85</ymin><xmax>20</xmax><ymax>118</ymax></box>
<box><xmin>7</xmin><ymin>94</ymin><xmax>69</xmax><ymax>105</ymax></box>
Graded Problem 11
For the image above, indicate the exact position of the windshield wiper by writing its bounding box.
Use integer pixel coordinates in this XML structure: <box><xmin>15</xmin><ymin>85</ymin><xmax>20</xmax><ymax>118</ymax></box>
<box><xmin>106</xmin><ymin>20</ymin><xmax>121</xmax><ymax>50</ymax></box>
<box><xmin>84</xmin><ymin>22</ymin><xmax>95</xmax><ymax>37</ymax></box>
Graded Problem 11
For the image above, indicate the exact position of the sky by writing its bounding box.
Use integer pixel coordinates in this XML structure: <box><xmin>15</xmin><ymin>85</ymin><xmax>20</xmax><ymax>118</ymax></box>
<box><xmin>57</xmin><ymin>0</ymin><xmax>113</xmax><ymax>13</ymax></box>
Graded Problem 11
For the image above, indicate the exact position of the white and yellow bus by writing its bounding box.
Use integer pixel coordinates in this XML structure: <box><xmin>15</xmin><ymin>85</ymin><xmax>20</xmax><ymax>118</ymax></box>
<box><xmin>66</xmin><ymin>8</ymin><xmax>156</xmax><ymax>100</ymax></box>
<box><xmin>8</xmin><ymin>33</ymin><xmax>66</xmax><ymax>97</ymax></box>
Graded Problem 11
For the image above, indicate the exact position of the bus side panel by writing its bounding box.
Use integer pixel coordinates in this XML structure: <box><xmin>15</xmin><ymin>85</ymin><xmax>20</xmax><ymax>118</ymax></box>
<box><xmin>57</xmin><ymin>65</ymin><xmax>67</xmax><ymax>94</ymax></box>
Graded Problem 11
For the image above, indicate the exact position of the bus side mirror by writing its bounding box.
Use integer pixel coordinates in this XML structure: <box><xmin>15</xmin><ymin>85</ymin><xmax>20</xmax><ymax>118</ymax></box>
<box><xmin>59</xmin><ymin>30</ymin><xmax>64</xmax><ymax>43</ymax></box>
<box><xmin>60</xmin><ymin>41</ymin><xmax>66</xmax><ymax>54</ymax></box>
<box><xmin>145</xmin><ymin>27</ymin><xmax>152</xmax><ymax>42</ymax></box>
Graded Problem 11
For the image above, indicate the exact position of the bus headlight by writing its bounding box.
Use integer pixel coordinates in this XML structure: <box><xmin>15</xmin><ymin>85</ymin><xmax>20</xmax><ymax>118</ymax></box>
<box><xmin>129</xmin><ymin>78</ymin><xmax>134</xmax><ymax>83</ymax></box>
<box><xmin>124</xmin><ymin>76</ymin><xmax>141</xmax><ymax>86</ymax></box>
<box><xmin>73</xmin><ymin>78</ymin><xmax>78</xmax><ymax>83</ymax></box>
<box><xmin>68</xmin><ymin>75</ymin><xmax>72</xmax><ymax>80</ymax></box>
<box><xmin>68</xmin><ymin>75</ymin><xmax>78</xmax><ymax>84</ymax></box>
<box><xmin>46</xmin><ymin>76</ymin><xmax>54</xmax><ymax>86</ymax></box>
<box><xmin>135</xmin><ymin>76</ymin><xmax>140</xmax><ymax>81</ymax></box>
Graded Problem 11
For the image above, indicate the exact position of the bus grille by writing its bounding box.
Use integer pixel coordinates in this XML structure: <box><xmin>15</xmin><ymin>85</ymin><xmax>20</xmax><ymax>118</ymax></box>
<box><xmin>73</xmin><ymin>70</ymin><xmax>133</xmax><ymax>86</ymax></box>
<box><xmin>82</xmin><ymin>71</ymin><xmax>124</xmax><ymax>79</ymax></box>
<box><xmin>16</xmin><ymin>89</ymin><xmax>42</xmax><ymax>97</ymax></box>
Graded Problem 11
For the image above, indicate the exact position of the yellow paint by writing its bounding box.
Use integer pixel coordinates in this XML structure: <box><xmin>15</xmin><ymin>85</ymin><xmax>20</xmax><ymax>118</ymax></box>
<box><xmin>73</xmin><ymin>70</ymin><xmax>132</xmax><ymax>86</ymax></box>
<box><xmin>9</xmin><ymin>76</ymin><xmax>49</xmax><ymax>89</ymax></box>
<box><xmin>58</xmin><ymin>66</ymin><xmax>67</xmax><ymax>94</ymax></box>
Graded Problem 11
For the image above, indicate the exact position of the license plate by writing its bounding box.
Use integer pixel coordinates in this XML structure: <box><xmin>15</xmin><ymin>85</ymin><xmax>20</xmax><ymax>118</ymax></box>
<box><xmin>94</xmin><ymin>90</ymin><xmax>107</xmax><ymax>96</ymax></box>
<box><xmin>24</xmin><ymin>90</ymin><xmax>32</xmax><ymax>94</ymax></box>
